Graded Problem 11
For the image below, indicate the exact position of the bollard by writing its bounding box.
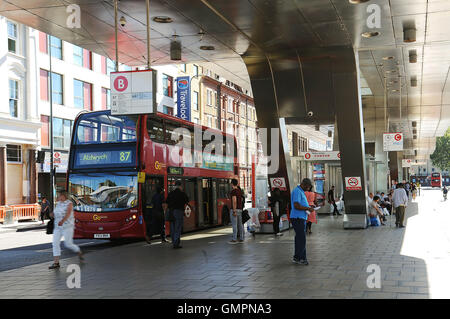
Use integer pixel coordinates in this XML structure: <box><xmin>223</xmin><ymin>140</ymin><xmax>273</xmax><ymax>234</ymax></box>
<box><xmin>4</xmin><ymin>206</ymin><xmax>14</xmax><ymax>225</ymax></box>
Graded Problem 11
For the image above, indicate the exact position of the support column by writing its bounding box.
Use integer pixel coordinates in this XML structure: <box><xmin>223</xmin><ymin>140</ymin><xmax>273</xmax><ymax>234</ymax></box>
<box><xmin>0</xmin><ymin>146</ymin><xmax>6</xmax><ymax>205</ymax></box>
<box><xmin>389</xmin><ymin>151</ymin><xmax>399</xmax><ymax>183</ymax></box>
<box><xmin>333</xmin><ymin>50</ymin><xmax>368</xmax><ymax>228</ymax></box>
<box><xmin>375</xmin><ymin>134</ymin><xmax>389</xmax><ymax>193</ymax></box>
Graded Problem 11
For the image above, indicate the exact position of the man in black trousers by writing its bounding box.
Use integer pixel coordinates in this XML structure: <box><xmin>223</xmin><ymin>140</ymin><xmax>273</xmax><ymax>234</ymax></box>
<box><xmin>328</xmin><ymin>186</ymin><xmax>341</xmax><ymax>216</ymax></box>
<box><xmin>165</xmin><ymin>181</ymin><xmax>189</xmax><ymax>249</ymax></box>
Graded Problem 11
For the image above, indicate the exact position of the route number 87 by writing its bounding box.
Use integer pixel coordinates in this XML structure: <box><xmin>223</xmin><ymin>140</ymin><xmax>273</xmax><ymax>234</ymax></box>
<box><xmin>120</xmin><ymin>151</ymin><xmax>131</xmax><ymax>162</ymax></box>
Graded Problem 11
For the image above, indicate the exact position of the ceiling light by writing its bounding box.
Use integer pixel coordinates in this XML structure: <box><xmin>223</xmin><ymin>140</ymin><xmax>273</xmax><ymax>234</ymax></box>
<box><xmin>409</xmin><ymin>50</ymin><xmax>417</xmax><ymax>63</ymax></box>
<box><xmin>362</xmin><ymin>31</ymin><xmax>380</xmax><ymax>38</ymax></box>
<box><xmin>391</xmin><ymin>89</ymin><xmax>398</xmax><ymax>92</ymax></box>
<box><xmin>153</xmin><ymin>16</ymin><xmax>173</xmax><ymax>23</ymax></box>
<box><xmin>200</xmin><ymin>45</ymin><xmax>215</xmax><ymax>51</ymax></box>
<box><xmin>404</xmin><ymin>28</ymin><xmax>416</xmax><ymax>43</ymax></box>
<box><xmin>349</xmin><ymin>0</ymin><xmax>370</xmax><ymax>3</ymax></box>
<box><xmin>382</xmin><ymin>56</ymin><xmax>394</xmax><ymax>60</ymax></box>
<box><xmin>119</xmin><ymin>16</ymin><xmax>126</xmax><ymax>27</ymax></box>
<box><xmin>170</xmin><ymin>37</ymin><xmax>181</xmax><ymax>60</ymax></box>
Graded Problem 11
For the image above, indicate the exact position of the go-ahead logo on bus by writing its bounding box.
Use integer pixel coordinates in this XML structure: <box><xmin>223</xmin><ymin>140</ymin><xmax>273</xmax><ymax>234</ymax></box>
<box><xmin>93</xmin><ymin>214</ymin><xmax>107</xmax><ymax>221</ymax></box>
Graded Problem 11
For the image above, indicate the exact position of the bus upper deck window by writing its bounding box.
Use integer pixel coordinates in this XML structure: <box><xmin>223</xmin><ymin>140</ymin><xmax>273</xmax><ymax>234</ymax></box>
<box><xmin>147</xmin><ymin>118</ymin><xmax>164</xmax><ymax>143</ymax></box>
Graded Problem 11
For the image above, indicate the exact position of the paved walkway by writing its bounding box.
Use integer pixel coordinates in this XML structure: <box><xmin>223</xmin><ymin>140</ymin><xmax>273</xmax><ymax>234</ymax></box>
<box><xmin>0</xmin><ymin>189</ymin><xmax>448</xmax><ymax>299</ymax></box>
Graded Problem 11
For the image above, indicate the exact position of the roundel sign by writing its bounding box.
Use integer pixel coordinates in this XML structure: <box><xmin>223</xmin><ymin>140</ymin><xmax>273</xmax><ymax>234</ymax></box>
<box><xmin>337</xmin><ymin>152</ymin><xmax>341</xmax><ymax>159</ymax></box>
<box><xmin>394</xmin><ymin>133</ymin><xmax>402</xmax><ymax>141</ymax></box>
<box><xmin>113</xmin><ymin>76</ymin><xmax>128</xmax><ymax>92</ymax></box>
<box><xmin>185</xmin><ymin>206</ymin><xmax>191</xmax><ymax>218</ymax></box>
<box><xmin>304</xmin><ymin>153</ymin><xmax>311</xmax><ymax>160</ymax></box>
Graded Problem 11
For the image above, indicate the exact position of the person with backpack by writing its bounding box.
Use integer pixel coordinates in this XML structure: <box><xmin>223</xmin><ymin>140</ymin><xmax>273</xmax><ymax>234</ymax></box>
<box><xmin>228</xmin><ymin>179</ymin><xmax>244</xmax><ymax>244</ymax></box>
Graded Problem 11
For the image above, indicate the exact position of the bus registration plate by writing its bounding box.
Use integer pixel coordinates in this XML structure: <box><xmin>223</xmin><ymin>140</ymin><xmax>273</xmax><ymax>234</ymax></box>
<box><xmin>94</xmin><ymin>234</ymin><xmax>110</xmax><ymax>239</ymax></box>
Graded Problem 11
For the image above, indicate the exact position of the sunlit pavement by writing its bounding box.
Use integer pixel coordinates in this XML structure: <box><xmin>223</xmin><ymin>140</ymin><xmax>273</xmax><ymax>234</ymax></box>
<box><xmin>0</xmin><ymin>188</ymin><xmax>448</xmax><ymax>299</ymax></box>
<box><xmin>400</xmin><ymin>188</ymin><xmax>450</xmax><ymax>298</ymax></box>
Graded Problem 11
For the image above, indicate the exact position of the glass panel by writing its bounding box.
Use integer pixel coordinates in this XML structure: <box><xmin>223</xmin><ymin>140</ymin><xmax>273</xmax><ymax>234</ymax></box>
<box><xmin>8</xmin><ymin>39</ymin><xmax>16</xmax><ymax>53</ymax></box>
<box><xmin>73</xmin><ymin>79</ymin><xmax>84</xmax><ymax>108</ymax></box>
<box><xmin>76</xmin><ymin>112</ymin><xmax>137</xmax><ymax>144</ymax></box>
<box><xmin>49</xmin><ymin>36</ymin><xmax>62</xmax><ymax>59</ymax></box>
<box><xmin>64</xmin><ymin>119</ymin><xmax>72</xmax><ymax>148</ymax></box>
<box><xmin>51</xmin><ymin>73</ymin><xmax>63</xmax><ymax>105</ymax></box>
<box><xmin>147</xmin><ymin>118</ymin><xmax>164</xmax><ymax>143</ymax></box>
<box><xmin>69</xmin><ymin>172</ymin><xmax>138</xmax><ymax>212</ymax></box>
<box><xmin>73</xmin><ymin>45</ymin><xmax>83</xmax><ymax>66</ymax></box>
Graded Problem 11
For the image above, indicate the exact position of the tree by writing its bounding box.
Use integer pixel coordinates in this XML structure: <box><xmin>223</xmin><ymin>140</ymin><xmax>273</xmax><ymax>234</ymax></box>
<box><xmin>430</xmin><ymin>127</ymin><xmax>450</xmax><ymax>171</ymax></box>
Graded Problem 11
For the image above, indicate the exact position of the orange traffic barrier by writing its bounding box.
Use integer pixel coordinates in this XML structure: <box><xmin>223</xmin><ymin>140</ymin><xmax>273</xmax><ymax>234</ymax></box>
<box><xmin>0</xmin><ymin>206</ymin><xmax>5</xmax><ymax>223</ymax></box>
<box><xmin>12</xmin><ymin>204</ymin><xmax>40</xmax><ymax>221</ymax></box>
<box><xmin>0</xmin><ymin>204</ymin><xmax>40</xmax><ymax>223</ymax></box>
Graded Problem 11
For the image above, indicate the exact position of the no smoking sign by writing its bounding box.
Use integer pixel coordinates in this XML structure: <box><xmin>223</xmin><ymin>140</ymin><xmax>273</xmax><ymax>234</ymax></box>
<box><xmin>345</xmin><ymin>176</ymin><xmax>362</xmax><ymax>191</ymax></box>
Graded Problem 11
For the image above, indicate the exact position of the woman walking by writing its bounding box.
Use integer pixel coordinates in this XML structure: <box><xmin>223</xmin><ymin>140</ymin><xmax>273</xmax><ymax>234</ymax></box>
<box><xmin>49</xmin><ymin>190</ymin><xmax>83</xmax><ymax>269</ymax></box>
<box><xmin>305</xmin><ymin>185</ymin><xmax>318</xmax><ymax>235</ymax></box>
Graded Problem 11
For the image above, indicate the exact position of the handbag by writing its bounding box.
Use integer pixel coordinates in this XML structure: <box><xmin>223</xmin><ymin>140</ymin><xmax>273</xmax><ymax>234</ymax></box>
<box><xmin>242</xmin><ymin>210</ymin><xmax>250</xmax><ymax>224</ymax></box>
<box><xmin>46</xmin><ymin>218</ymin><xmax>54</xmax><ymax>234</ymax></box>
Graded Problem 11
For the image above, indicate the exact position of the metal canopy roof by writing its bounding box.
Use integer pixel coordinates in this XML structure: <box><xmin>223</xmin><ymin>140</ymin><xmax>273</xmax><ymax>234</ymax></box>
<box><xmin>1</xmin><ymin>0</ymin><xmax>449</xmax><ymax>160</ymax></box>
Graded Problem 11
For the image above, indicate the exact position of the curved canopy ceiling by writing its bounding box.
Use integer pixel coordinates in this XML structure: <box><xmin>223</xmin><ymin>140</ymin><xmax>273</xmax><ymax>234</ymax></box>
<box><xmin>1</xmin><ymin>0</ymin><xmax>449</xmax><ymax>159</ymax></box>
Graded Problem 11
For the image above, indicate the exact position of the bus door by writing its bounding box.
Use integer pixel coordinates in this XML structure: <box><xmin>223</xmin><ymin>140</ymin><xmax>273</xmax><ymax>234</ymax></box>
<box><xmin>202</xmin><ymin>178</ymin><xmax>211</xmax><ymax>224</ymax></box>
<box><xmin>143</xmin><ymin>175</ymin><xmax>164</xmax><ymax>221</ymax></box>
<box><xmin>211</xmin><ymin>179</ymin><xmax>218</xmax><ymax>224</ymax></box>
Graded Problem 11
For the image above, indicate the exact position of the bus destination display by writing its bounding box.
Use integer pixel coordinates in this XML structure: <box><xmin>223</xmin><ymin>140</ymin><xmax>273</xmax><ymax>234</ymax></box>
<box><xmin>75</xmin><ymin>149</ymin><xmax>134</xmax><ymax>167</ymax></box>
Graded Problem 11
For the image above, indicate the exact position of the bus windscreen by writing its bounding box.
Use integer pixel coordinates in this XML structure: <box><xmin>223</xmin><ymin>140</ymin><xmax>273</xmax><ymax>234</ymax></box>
<box><xmin>69</xmin><ymin>172</ymin><xmax>138</xmax><ymax>212</ymax></box>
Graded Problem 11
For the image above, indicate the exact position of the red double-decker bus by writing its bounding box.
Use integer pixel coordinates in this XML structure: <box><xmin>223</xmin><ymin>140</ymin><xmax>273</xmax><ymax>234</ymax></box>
<box><xmin>431</xmin><ymin>172</ymin><xmax>442</xmax><ymax>188</ymax></box>
<box><xmin>68</xmin><ymin>110</ymin><xmax>238</xmax><ymax>239</ymax></box>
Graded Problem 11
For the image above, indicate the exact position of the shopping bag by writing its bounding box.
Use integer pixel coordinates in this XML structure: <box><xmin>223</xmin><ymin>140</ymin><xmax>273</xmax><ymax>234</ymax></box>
<box><xmin>46</xmin><ymin>218</ymin><xmax>54</xmax><ymax>234</ymax></box>
<box><xmin>242</xmin><ymin>210</ymin><xmax>250</xmax><ymax>224</ymax></box>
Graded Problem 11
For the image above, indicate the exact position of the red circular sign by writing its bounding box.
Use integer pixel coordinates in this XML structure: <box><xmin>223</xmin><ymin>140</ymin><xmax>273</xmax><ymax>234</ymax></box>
<box><xmin>114</xmin><ymin>76</ymin><xmax>128</xmax><ymax>92</ymax></box>
<box><xmin>337</xmin><ymin>152</ymin><xmax>341</xmax><ymax>158</ymax></box>
<box><xmin>305</xmin><ymin>153</ymin><xmax>311</xmax><ymax>159</ymax></box>
<box><xmin>348</xmin><ymin>178</ymin><xmax>359</xmax><ymax>186</ymax></box>
<box><xmin>273</xmin><ymin>178</ymin><xmax>283</xmax><ymax>187</ymax></box>
<box><xmin>394</xmin><ymin>134</ymin><xmax>402</xmax><ymax>141</ymax></box>
<box><xmin>54</xmin><ymin>152</ymin><xmax>60</xmax><ymax>159</ymax></box>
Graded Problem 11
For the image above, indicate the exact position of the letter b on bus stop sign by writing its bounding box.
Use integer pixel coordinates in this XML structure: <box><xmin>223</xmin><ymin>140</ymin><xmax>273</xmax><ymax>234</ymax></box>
<box><xmin>114</xmin><ymin>76</ymin><xmax>128</xmax><ymax>92</ymax></box>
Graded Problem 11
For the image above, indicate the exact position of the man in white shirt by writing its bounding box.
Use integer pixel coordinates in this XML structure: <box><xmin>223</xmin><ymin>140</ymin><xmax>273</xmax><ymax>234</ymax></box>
<box><xmin>392</xmin><ymin>183</ymin><xmax>408</xmax><ymax>228</ymax></box>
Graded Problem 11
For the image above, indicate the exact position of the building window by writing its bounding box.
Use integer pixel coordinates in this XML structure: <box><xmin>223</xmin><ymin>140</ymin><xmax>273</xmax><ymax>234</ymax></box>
<box><xmin>52</xmin><ymin>118</ymin><xmax>73</xmax><ymax>149</ymax></box>
<box><xmin>207</xmin><ymin>116</ymin><xmax>212</xmax><ymax>128</ymax></box>
<box><xmin>7</xmin><ymin>21</ymin><xmax>17</xmax><ymax>54</ymax></box>
<box><xmin>181</xmin><ymin>64</ymin><xmax>186</xmax><ymax>73</ymax></box>
<box><xmin>74</xmin><ymin>79</ymin><xmax>92</xmax><ymax>110</ymax></box>
<box><xmin>73</xmin><ymin>45</ymin><xmax>83</xmax><ymax>66</ymax></box>
<box><xmin>227</xmin><ymin>97</ymin><xmax>233</xmax><ymax>112</ymax></box>
<box><xmin>49</xmin><ymin>36</ymin><xmax>62</xmax><ymax>60</ymax></box>
<box><xmin>107</xmin><ymin>58</ymin><xmax>116</xmax><ymax>75</ymax></box>
<box><xmin>194</xmin><ymin>117</ymin><xmax>200</xmax><ymax>124</ymax></box>
<box><xmin>214</xmin><ymin>92</ymin><xmax>218</xmax><ymax>107</ymax></box>
<box><xmin>207</xmin><ymin>89</ymin><xmax>213</xmax><ymax>106</ymax></box>
<box><xmin>39</xmin><ymin>70</ymin><xmax>63</xmax><ymax>105</ymax></box>
<box><xmin>162</xmin><ymin>74</ymin><xmax>173</xmax><ymax>97</ymax></box>
<box><xmin>9</xmin><ymin>79</ymin><xmax>19</xmax><ymax>118</ymax></box>
<box><xmin>193</xmin><ymin>91</ymin><xmax>199</xmax><ymax>110</ymax></box>
<box><xmin>102</xmin><ymin>88</ymin><xmax>110</xmax><ymax>110</ymax></box>
<box><xmin>6</xmin><ymin>145</ymin><xmax>22</xmax><ymax>163</ymax></box>
<box><xmin>193</xmin><ymin>64</ymin><xmax>199</xmax><ymax>77</ymax></box>
<box><xmin>163</xmin><ymin>106</ymin><xmax>174</xmax><ymax>116</ymax></box>
<box><xmin>51</xmin><ymin>72</ymin><xmax>63</xmax><ymax>105</ymax></box>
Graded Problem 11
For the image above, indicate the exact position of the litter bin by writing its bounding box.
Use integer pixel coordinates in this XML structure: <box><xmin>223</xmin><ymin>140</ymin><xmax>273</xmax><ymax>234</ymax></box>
<box><xmin>3</xmin><ymin>206</ymin><xmax>14</xmax><ymax>225</ymax></box>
